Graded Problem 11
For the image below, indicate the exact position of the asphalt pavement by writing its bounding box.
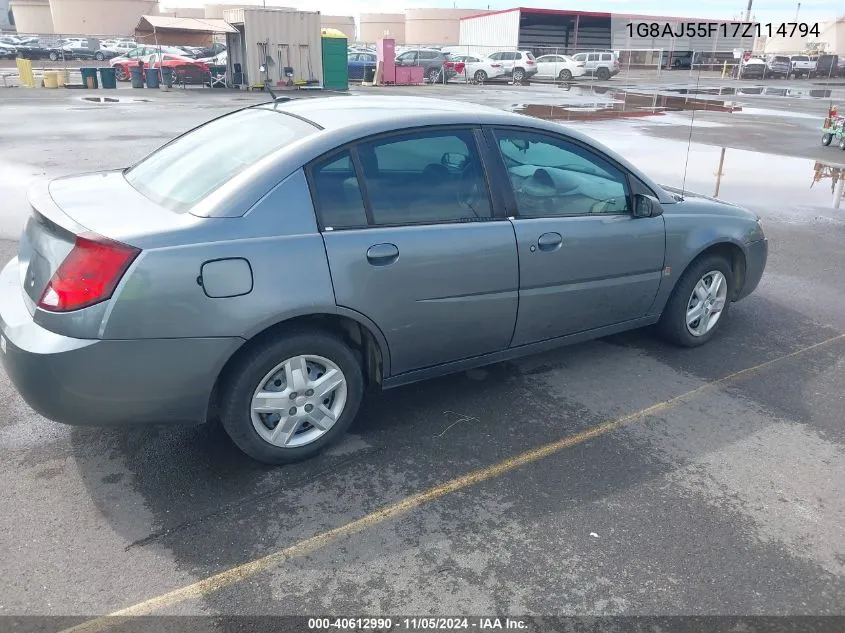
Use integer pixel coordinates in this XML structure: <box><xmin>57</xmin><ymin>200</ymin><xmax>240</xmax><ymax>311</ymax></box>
<box><xmin>1</xmin><ymin>77</ymin><xmax>844</xmax><ymax>625</ymax></box>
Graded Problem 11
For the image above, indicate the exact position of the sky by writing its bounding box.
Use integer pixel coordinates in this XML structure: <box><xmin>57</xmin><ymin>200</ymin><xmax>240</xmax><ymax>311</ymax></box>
<box><xmin>162</xmin><ymin>0</ymin><xmax>840</xmax><ymax>24</ymax></box>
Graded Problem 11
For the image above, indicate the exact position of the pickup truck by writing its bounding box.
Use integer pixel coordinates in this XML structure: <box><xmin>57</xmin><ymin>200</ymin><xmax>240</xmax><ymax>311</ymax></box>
<box><xmin>790</xmin><ymin>55</ymin><xmax>814</xmax><ymax>78</ymax></box>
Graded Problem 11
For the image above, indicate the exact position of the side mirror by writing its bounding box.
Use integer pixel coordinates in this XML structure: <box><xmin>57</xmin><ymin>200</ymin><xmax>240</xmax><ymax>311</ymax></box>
<box><xmin>633</xmin><ymin>193</ymin><xmax>664</xmax><ymax>218</ymax></box>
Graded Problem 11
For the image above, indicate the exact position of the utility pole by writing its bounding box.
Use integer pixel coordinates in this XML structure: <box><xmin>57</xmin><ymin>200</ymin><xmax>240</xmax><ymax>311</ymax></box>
<box><xmin>795</xmin><ymin>2</ymin><xmax>801</xmax><ymax>21</ymax></box>
<box><xmin>744</xmin><ymin>0</ymin><xmax>752</xmax><ymax>21</ymax></box>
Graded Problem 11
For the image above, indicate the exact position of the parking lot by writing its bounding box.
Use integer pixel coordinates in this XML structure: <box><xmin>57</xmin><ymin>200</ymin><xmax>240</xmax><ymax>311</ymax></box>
<box><xmin>2</xmin><ymin>76</ymin><xmax>845</xmax><ymax>625</ymax></box>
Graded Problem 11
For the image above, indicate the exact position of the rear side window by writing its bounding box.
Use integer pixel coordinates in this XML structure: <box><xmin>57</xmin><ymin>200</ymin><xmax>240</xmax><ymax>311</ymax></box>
<box><xmin>125</xmin><ymin>108</ymin><xmax>318</xmax><ymax>213</ymax></box>
<box><xmin>310</xmin><ymin>151</ymin><xmax>368</xmax><ymax>229</ymax></box>
<box><xmin>601</xmin><ymin>53</ymin><xmax>612</xmax><ymax>61</ymax></box>
<box><xmin>354</xmin><ymin>129</ymin><xmax>492</xmax><ymax>226</ymax></box>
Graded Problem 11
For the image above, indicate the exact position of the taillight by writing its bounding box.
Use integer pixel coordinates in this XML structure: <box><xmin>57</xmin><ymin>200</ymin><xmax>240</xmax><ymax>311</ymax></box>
<box><xmin>526</xmin><ymin>59</ymin><xmax>535</xmax><ymax>64</ymax></box>
<box><xmin>38</xmin><ymin>233</ymin><xmax>140</xmax><ymax>312</ymax></box>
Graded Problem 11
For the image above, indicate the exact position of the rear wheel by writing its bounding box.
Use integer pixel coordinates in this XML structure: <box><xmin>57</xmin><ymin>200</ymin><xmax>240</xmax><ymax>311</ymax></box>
<box><xmin>512</xmin><ymin>67</ymin><xmax>525</xmax><ymax>82</ymax></box>
<box><xmin>220</xmin><ymin>330</ymin><xmax>364</xmax><ymax>464</ymax></box>
<box><xmin>822</xmin><ymin>133</ymin><xmax>833</xmax><ymax>146</ymax></box>
<box><xmin>426</xmin><ymin>67</ymin><xmax>441</xmax><ymax>83</ymax></box>
<box><xmin>596</xmin><ymin>67</ymin><xmax>610</xmax><ymax>80</ymax></box>
<box><xmin>49</xmin><ymin>51</ymin><xmax>58</xmax><ymax>61</ymax></box>
<box><xmin>94</xmin><ymin>51</ymin><xmax>104</xmax><ymax>61</ymax></box>
<box><xmin>658</xmin><ymin>254</ymin><xmax>733</xmax><ymax>347</ymax></box>
<box><xmin>474</xmin><ymin>69</ymin><xmax>487</xmax><ymax>83</ymax></box>
<box><xmin>558</xmin><ymin>69</ymin><xmax>572</xmax><ymax>81</ymax></box>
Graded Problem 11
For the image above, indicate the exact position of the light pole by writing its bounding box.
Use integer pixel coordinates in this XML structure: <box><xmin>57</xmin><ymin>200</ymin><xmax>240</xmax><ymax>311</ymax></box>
<box><xmin>744</xmin><ymin>0</ymin><xmax>752</xmax><ymax>21</ymax></box>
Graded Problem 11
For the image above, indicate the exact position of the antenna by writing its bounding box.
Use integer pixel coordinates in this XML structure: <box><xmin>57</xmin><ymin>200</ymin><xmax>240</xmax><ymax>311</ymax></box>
<box><xmin>680</xmin><ymin>64</ymin><xmax>703</xmax><ymax>199</ymax></box>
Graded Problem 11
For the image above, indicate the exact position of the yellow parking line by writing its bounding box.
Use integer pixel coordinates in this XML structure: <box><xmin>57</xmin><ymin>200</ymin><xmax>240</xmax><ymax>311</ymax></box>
<box><xmin>63</xmin><ymin>333</ymin><xmax>845</xmax><ymax>633</ymax></box>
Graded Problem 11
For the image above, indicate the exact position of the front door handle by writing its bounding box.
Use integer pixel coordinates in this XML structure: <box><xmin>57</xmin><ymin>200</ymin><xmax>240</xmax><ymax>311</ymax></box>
<box><xmin>366</xmin><ymin>243</ymin><xmax>399</xmax><ymax>266</ymax></box>
<box><xmin>537</xmin><ymin>232</ymin><xmax>563</xmax><ymax>251</ymax></box>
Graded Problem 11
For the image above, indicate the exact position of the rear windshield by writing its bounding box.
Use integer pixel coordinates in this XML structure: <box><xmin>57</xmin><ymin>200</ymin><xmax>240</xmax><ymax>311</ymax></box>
<box><xmin>773</xmin><ymin>56</ymin><xmax>790</xmax><ymax>63</ymax></box>
<box><xmin>125</xmin><ymin>107</ymin><xmax>318</xmax><ymax>212</ymax></box>
<box><xmin>525</xmin><ymin>52</ymin><xmax>535</xmax><ymax>60</ymax></box>
<box><xmin>792</xmin><ymin>55</ymin><xmax>809</xmax><ymax>61</ymax></box>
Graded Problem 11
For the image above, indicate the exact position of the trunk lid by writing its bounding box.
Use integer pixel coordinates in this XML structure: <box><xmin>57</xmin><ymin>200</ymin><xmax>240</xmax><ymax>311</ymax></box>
<box><xmin>19</xmin><ymin>171</ymin><xmax>198</xmax><ymax>314</ymax></box>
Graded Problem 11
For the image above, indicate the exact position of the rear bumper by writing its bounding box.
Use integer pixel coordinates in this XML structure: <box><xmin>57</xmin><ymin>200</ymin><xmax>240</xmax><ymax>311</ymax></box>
<box><xmin>736</xmin><ymin>238</ymin><xmax>768</xmax><ymax>301</ymax></box>
<box><xmin>0</xmin><ymin>257</ymin><xmax>242</xmax><ymax>427</ymax></box>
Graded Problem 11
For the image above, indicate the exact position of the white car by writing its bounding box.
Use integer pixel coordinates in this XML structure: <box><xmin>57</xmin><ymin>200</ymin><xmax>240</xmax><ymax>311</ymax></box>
<box><xmin>102</xmin><ymin>39</ymin><xmax>137</xmax><ymax>55</ymax></box>
<box><xmin>449</xmin><ymin>52</ymin><xmax>507</xmax><ymax>82</ymax></box>
<box><xmin>534</xmin><ymin>54</ymin><xmax>585</xmax><ymax>81</ymax></box>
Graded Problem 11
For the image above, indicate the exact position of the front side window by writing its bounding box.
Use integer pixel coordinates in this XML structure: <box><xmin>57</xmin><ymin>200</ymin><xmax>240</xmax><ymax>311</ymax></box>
<box><xmin>354</xmin><ymin>129</ymin><xmax>492</xmax><ymax>226</ymax></box>
<box><xmin>572</xmin><ymin>53</ymin><xmax>586</xmax><ymax>62</ymax></box>
<box><xmin>493</xmin><ymin>129</ymin><xmax>630</xmax><ymax>217</ymax></box>
<box><xmin>587</xmin><ymin>53</ymin><xmax>598</xmax><ymax>61</ymax></box>
<box><xmin>125</xmin><ymin>107</ymin><xmax>318</xmax><ymax>212</ymax></box>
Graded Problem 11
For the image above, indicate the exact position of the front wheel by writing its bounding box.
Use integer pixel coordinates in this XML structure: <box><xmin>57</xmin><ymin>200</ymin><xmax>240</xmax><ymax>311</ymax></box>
<box><xmin>94</xmin><ymin>52</ymin><xmax>104</xmax><ymax>61</ymax></box>
<box><xmin>658</xmin><ymin>254</ymin><xmax>734</xmax><ymax>347</ymax></box>
<box><xmin>558</xmin><ymin>69</ymin><xmax>572</xmax><ymax>81</ymax></box>
<box><xmin>473</xmin><ymin>69</ymin><xmax>487</xmax><ymax>83</ymax></box>
<box><xmin>115</xmin><ymin>67</ymin><xmax>128</xmax><ymax>81</ymax></box>
<box><xmin>220</xmin><ymin>330</ymin><xmax>364</xmax><ymax>464</ymax></box>
<box><xmin>596</xmin><ymin>67</ymin><xmax>610</xmax><ymax>80</ymax></box>
<box><xmin>822</xmin><ymin>133</ymin><xmax>833</xmax><ymax>146</ymax></box>
<box><xmin>49</xmin><ymin>51</ymin><xmax>59</xmax><ymax>61</ymax></box>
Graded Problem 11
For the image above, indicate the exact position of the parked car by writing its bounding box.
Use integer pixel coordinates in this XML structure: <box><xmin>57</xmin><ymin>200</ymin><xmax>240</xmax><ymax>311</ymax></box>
<box><xmin>661</xmin><ymin>50</ymin><xmax>695</xmax><ymax>69</ymax></box>
<box><xmin>486</xmin><ymin>50</ymin><xmax>537</xmax><ymax>82</ymax></box>
<box><xmin>811</xmin><ymin>54</ymin><xmax>841</xmax><ymax>78</ymax></box>
<box><xmin>194</xmin><ymin>42</ymin><xmax>226</xmax><ymax>58</ymax></box>
<box><xmin>789</xmin><ymin>55</ymin><xmax>814</xmax><ymax>78</ymax></box>
<box><xmin>8</xmin><ymin>39</ymin><xmax>48</xmax><ymax>60</ymax></box>
<box><xmin>395</xmin><ymin>48</ymin><xmax>455</xmax><ymax>83</ymax></box>
<box><xmin>736</xmin><ymin>58</ymin><xmax>765</xmax><ymax>79</ymax></box>
<box><xmin>101</xmin><ymin>39</ymin><xmax>138</xmax><ymax>55</ymax></box>
<box><xmin>113</xmin><ymin>53</ymin><xmax>208</xmax><ymax>83</ymax></box>
<box><xmin>570</xmin><ymin>51</ymin><xmax>619</xmax><ymax>80</ymax></box>
<box><xmin>533</xmin><ymin>54</ymin><xmax>585</xmax><ymax>81</ymax></box>
<box><xmin>0</xmin><ymin>96</ymin><xmax>768</xmax><ymax>464</ymax></box>
<box><xmin>348</xmin><ymin>51</ymin><xmax>377</xmax><ymax>81</ymax></box>
<box><xmin>111</xmin><ymin>46</ymin><xmax>190</xmax><ymax>80</ymax></box>
<box><xmin>47</xmin><ymin>38</ymin><xmax>119</xmax><ymax>62</ymax></box>
<box><xmin>448</xmin><ymin>52</ymin><xmax>506</xmax><ymax>82</ymax></box>
<box><xmin>764</xmin><ymin>55</ymin><xmax>791</xmax><ymax>78</ymax></box>
<box><xmin>0</xmin><ymin>42</ymin><xmax>16</xmax><ymax>59</ymax></box>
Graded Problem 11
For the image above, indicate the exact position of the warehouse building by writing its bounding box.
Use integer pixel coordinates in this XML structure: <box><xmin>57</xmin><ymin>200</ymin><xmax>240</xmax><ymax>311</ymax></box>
<box><xmin>459</xmin><ymin>7</ymin><xmax>757</xmax><ymax>64</ymax></box>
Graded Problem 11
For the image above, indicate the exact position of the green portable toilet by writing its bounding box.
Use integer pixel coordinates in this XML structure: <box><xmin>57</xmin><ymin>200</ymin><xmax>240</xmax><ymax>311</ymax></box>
<box><xmin>321</xmin><ymin>31</ymin><xmax>348</xmax><ymax>91</ymax></box>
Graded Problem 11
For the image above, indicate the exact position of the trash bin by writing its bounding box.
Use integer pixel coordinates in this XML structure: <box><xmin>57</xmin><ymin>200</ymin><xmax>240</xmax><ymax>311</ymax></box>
<box><xmin>160</xmin><ymin>67</ymin><xmax>173</xmax><ymax>88</ymax></box>
<box><xmin>80</xmin><ymin>67</ymin><xmax>98</xmax><ymax>89</ymax></box>
<box><xmin>42</xmin><ymin>71</ymin><xmax>59</xmax><ymax>89</ymax></box>
<box><xmin>145</xmin><ymin>67</ymin><xmax>160</xmax><ymax>89</ymax></box>
<box><xmin>129</xmin><ymin>66</ymin><xmax>145</xmax><ymax>88</ymax></box>
<box><xmin>364</xmin><ymin>66</ymin><xmax>376</xmax><ymax>83</ymax></box>
<box><xmin>98</xmin><ymin>67</ymin><xmax>116</xmax><ymax>89</ymax></box>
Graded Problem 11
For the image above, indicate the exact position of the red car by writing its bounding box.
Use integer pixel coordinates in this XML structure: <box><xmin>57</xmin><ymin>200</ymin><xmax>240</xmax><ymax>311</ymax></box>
<box><xmin>114</xmin><ymin>53</ymin><xmax>209</xmax><ymax>82</ymax></box>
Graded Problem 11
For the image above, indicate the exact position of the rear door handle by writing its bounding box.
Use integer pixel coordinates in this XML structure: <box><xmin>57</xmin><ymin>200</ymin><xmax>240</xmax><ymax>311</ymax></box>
<box><xmin>366</xmin><ymin>243</ymin><xmax>399</xmax><ymax>266</ymax></box>
<box><xmin>537</xmin><ymin>232</ymin><xmax>563</xmax><ymax>251</ymax></box>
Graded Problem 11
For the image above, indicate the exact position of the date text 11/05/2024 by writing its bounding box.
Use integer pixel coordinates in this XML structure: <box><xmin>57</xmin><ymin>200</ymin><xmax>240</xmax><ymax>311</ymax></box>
<box><xmin>308</xmin><ymin>617</ymin><xmax>528</xmax><ymax>630</ymax></box>
<box><xmin>627</xmin><ymin>22</ymin><xmax>820</xmax><ymax>38</ymax></box>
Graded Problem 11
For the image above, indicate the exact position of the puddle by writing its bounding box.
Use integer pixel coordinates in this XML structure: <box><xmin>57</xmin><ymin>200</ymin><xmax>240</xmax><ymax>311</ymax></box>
<box><xmin>668</xmin><ymin>86</ymin><xmax>833</xmax><ymax>99</ymax></box>
<box><xmin>81</xmin><ymin>96</ymin><xmax>120</xmax><ymax>104</ymax></box>
<box><xmin>513</xmin><ymin>90</ymin><xmax>742</xmax><ymax>122</ymax></box>
<box><xmin>560</xmin><ymin>124</ymin><xmax>845</xmax><ymax>214</ymax></box>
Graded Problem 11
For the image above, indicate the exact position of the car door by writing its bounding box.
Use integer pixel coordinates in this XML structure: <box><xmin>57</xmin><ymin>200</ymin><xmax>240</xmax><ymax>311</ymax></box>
<box><xmin>396</xmin><ymin>50</ymin><xmax>418</xmax><ymax>67</ymax></box>
<box><xmin>534</xmin><ymin>55</ymin><xmax>555</xmax><ymax>78</ymax></box>
<box><xmin>484</xmin><ymin>127</ymin><xmax>666</xmax><ymax>346</ymax></box>
<box><xmin>347</xmin><ymin>53</ymin><xmax>363</xmax><ymax>80</ymax></box>
<box><xmin>310</xmin><ymin>127</ymin><xmax>519</xmax><ymax>376</ymax></box>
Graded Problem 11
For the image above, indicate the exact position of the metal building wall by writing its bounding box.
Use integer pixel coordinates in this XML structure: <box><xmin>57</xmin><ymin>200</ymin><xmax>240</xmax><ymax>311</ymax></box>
<box><xmin>226</xmin><ymin>8</ymin><xmax>323</xmax><ymax>87</ymax></box>
<box><xmin>9</xmin><ymin>0</ymin><xmax>54</xmax><ymax>33</ymax></box>
<box><xmin>404</xmin><ymin>8</ymin><xmax>486</xmax><ymax>46</ymax></box>
<box><xmin>458</xmin><ymin>9</ymin><xmax>520</xmax><ymax>56</ymax></box>
<box><xmin>360</xmin><ymin>13</ymin><xmax>404</xmax><ymax>44</ymax></box>
<box><xmin>320</xmin><ymin>14</ymin><xmax>355</xmax><ymax>41</ymax></box>
<box><xmin>49</xmin><ymin>0</ymin><xmax>157</xmax><ymax>35</ymax></box>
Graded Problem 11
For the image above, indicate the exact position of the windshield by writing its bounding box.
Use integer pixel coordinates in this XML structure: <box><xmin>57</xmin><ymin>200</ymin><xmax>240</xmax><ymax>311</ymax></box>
<box><xmin>125</xmin><ymin>108</ymin><xmax>318</xmax><ymax>212</ymax></box>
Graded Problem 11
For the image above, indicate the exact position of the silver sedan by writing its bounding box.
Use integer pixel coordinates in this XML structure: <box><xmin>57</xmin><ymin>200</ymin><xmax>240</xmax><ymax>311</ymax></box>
<box><xmin>0</xmin><ymin>96</ymin><xmax>767</xmax><ymax>463</ymax></box>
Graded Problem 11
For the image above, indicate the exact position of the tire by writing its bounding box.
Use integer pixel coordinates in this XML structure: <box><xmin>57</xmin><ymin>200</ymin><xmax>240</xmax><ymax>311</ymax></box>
<box><xmin>673</xmin><ymin>59</ymin><xmax>681</xmax><ymax>69</ymax></box>
<box><xmin>558</xmin><ymin>69</ymin><xmax>572</xmax><ymax>81</ymax></box>
<box><xmin>219</xmin><ymin>329</ymin><xmax>364</xmax><ymax>464</ymax></box>
<box><xmin>49</xmin><ymin>51</ymin><xmax>58</xmax><ymax>61</ymax></box>
<box><xmin>94</xmin><ymin>52</ymin><xmax>104</xmax><ymax>61</ymax></box>
<box><xmin>822</xmin><ymin>133</ymin><xmax>833</xmax><ymax>146</ymax></box>
<box><xmin>426</xmin><ymin>67</ymin><xmax>441</xmax><ymax>83</ymax></box>
<box><xmin>474</xmin><ymin>69</ymin><xmax>487</xmax><ymax>83</ymax></box>
<box><xmin>596</xmin><ymin>67</ymin><xmax>610</xmax><ymax>80</ymax></box>
<box><xmin>512</xmin><ymin>67</ymin><xmax>525</xmax><ymax>82</ymax></box>
<box><xmin>658</xmin><ymin>253</ymin><xmax>734</xmax><ymax>348</ymax></box>
<box><xmin>115</xmin><ymin>67</ymin><xmax>128</xmax><ymax>82</ymax></box>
